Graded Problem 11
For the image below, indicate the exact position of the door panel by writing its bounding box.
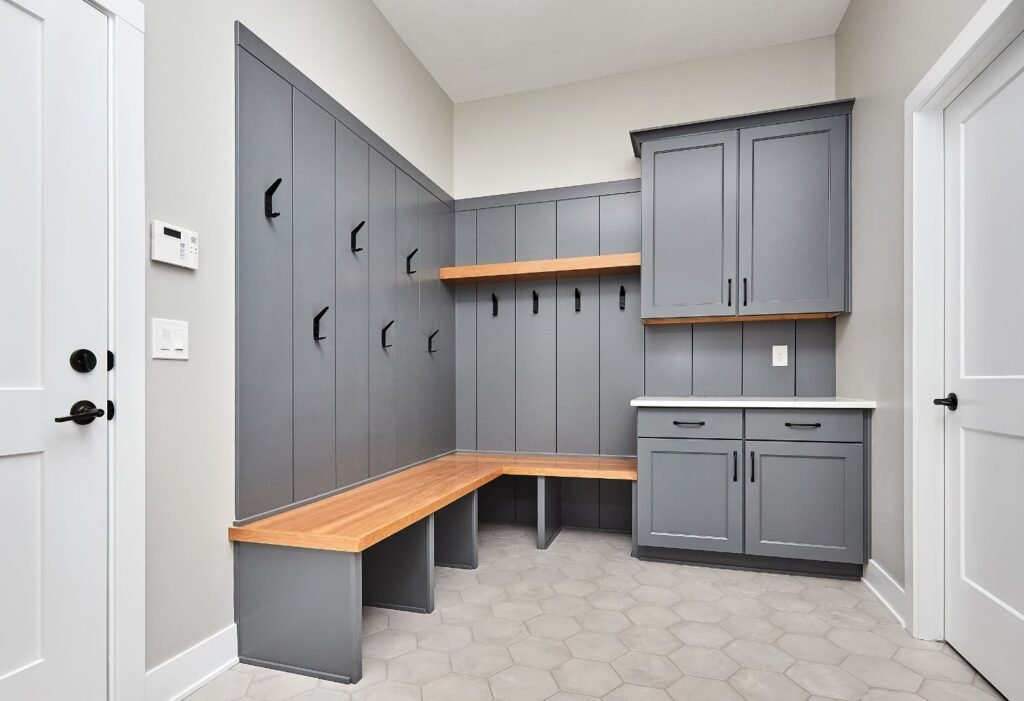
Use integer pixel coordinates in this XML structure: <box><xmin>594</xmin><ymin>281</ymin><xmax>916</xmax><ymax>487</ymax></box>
<box><xmin>368</xmin><ymin>150</ymin><xmax>397</xmax><ymax>477</ymax></box>
<box><xmin>641</xmin><ymin>132</ymin><xmax>737</xmax><ymax>319</ymax></box>
<box><xmin>637</xmin><ymin>439</ymin><xmax>743</xmax><ymax>552</ymax></box>
<box><xmin>739</xmin><ymin>116</ymin><xmax>847</xmax><ymax>315</ymax></box>
<box><xmin>395</xmin><ymin>171</ymin><xmax>420</xmax><ymax>468</ymax></box>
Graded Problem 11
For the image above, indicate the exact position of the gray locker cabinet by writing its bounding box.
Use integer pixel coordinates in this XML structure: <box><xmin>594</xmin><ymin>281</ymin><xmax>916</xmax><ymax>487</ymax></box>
<box><xmin>637</xmin><ymin>438</ymin><xmax>744</xmax><ymax>553</ymax></box>
<box><xmin>292</xmin><ymin>89</ymin><xmax>337</xmax><ymax>502</ymax></box>
<box><xmin>368</xmin><ymin>150</ymin><xmax>398</xmax><ymax>478</ymax></box>
<box><xmin>335</xmin><ymin>124</ymin><xmax>370</xmax><ymax>490</ymax></box>
<box><xmin>641</xmin><ymin>131</ymin><xmax>738</xmax><ymax>319</ymax></box>
<box><xmin>419</xmin><ymin>189</ymin><xmax>442</xmax><ymax>461</ymax></box>
<box><xmin>599</xmin><ymin>275</ymin><xmax>643</xmax><ymax>456</ymax></box>
<box><xmin>237</xmin><ymin>49</ymin><xmax>294</xmax><ymax>519</ymax></box>
<box><xmin>745</xmin><ymin>441</ymin><xmax>864</xmax><ymax>564</ymax></box>
<box><xmin>556</xmin><ymin>279</ymin><xmax>599</xmax><ymax>454</ymax></box>
<box><xmin>395</xmin><ymin>171</ymin><xmax>421</xmax><ymax>468</ymax></box>
<box><xmin>739</xmin><ymin>116</ymin><xmax>848</xmax><ymax>315</ymax></box>
<box><xmin>454</xmin><ymin>211</ymin><xmax>477</xmax><ymax>450</ymax></box>
<box><xmin>437</xmin><ymin>207</ymin><xmax>457</xmax><ymax>453</ymax></box>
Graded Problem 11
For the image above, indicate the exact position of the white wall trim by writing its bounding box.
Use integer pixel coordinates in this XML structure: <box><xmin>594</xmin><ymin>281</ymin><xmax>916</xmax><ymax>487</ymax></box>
<box><xmin>145</xmin><ymin>624</ymin><xmax>239</xmax><ymax>701</ymax></box>
<box><xmin>903</xmin><ymin>0</ymin><xmax>1024</xmax><ymax>640</ymax></box>
<box><xmin>863</xmin><ymin>559</ymin><xmax>909</xmax><ymax>629</ymax></box>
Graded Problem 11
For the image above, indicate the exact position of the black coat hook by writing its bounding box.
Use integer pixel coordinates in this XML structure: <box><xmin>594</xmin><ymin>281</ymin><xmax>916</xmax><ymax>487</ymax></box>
<box><xmin>574</xmin><ymin>287</ymin><xmax>581</xmax><ymax>313</ymax></box>
<box><xmin>532</xmin><ymin>290</ymin><xmax>539</xmax><ymax>314</ymax></box>
<box><xmin>313</xmin><ymin>306</ymin><xmax>329</xmax><ymax>342</ymax></box>
<box><xmin>265</xmin><ymin>178</ymin><xmax>282</xmax><ymax>219</ymax></box>
<box><xmin>428</xmin><ymin>329</ymin><xmax>439</xmax><ymax>353</ymax></box>
<box><xmin>351</xmin><ymin>221</ymin><xmax>365</xmax><ymax>252</ymax></box>
<box><xmin>381</xmin><ymin>320</ymin><xmax>394</xmax><ymax>349</ymax></box>
<box><xmin>406</xmin><ymin>248</ymin><xmax>418</xmax><ymax>275</ymax></box>
<box><xmin>619</xmin><ymin>285</ymin><xmax>626</xmax><ymax>311</ymax></box>
<box><xmin>491</xmin><ymin>293</ymin><xmax>498</xmax><ymax>317</ymax></box>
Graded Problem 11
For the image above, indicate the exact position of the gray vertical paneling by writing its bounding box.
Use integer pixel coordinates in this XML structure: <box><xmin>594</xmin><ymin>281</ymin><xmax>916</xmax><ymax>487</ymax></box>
<box><xmin>368</xmin><ymin>150</ymin><xmax>397</xmax><ymax>477</ymax></box>
<box><xmin>477</xmin><ymin>206</ymin><xmax>516</xmax><ymax>451</ymax></box>
<box><xmin>335</xmin><ymin>124</ymin><xmax>369</xmax><ymax>489</ymax></box>
<box><xmin>237</xmin><ymin>50</ymin><xmax>294</xmax><ymax>518</ymax></box>
<box><xmin>455</xmin><ymin>211</ymin><xmax>477</xmax><ymax>449</ymax></box>
<box><xmin>599</xmin><ymin>480</ymin><xmax>634</xmax><ymax>532</ymax></box>
<box><xmin>395</xmin><ymin>171</ymin><xmax>421</xmax><ymax>468</ymax></box>
<box><xmin>292</xmin><ymin>90</ymin><xmax>336</xmax><ymax>501</ymax></box>
<box><xmin>437</xmin><ymin>206</ymin><xmax>457</xmax><ymax>454</ymax></box>
<box><xmin>516</xmin><ymin>202</ymin><xmax>556</xmax><ymax>261</ymax></box>
<box><xmin>644</xmin><ymin>325</ymin><xmax>692</xmax><ymax>396</ymax></box>
<box><xmin>742</xmin><ymin>321</ymin><xmax>796</xmax><ymax>397</ymax></box>
<box><xmin>692</xmin><ymin>324</ymin><xmax>742</xmax><ymax>396</ymax></box>
<box><xmin>557</xmin><ymin>279</ymin><xmax>599</xmax><ymax>454</ymax></box>
<box><xmin>556</xmin><ymin>197</ymin><xmax>599</xmax><ymax>257</ymax></box>
<box><xmin>599</xmin><ymin>192</ymin><xmax>641</xmax><ymax>254</ymax></box>
<box><xmin>561</xmin><ymin>479</ymin><xmax>599</xmax><ymax>528</ymax></box>
<box><xmin>795</xmin><ymin>319</ymin><xmax>836</xmax><ymax>396</ymax></box>
<box><xmin>600</xmin><ymin>275</ymin><xmax>643</xmax><ymax>455</ymax></box>
<box><xmin>419</xmin><ymin>190</ymin><xmax>441</xmax><ymax>460</ymax></box>
<box><xmin>477</xmin><ymin>206</ymin><xmax>515</xmax><ymax>263</ymax></box>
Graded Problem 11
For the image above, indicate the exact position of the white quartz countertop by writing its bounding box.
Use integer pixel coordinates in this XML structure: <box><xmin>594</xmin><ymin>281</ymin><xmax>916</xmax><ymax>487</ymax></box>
<box><xmin>630</xmin><ymin>396</ymin><xmax>877</xmax><ymax>409</ymax></box>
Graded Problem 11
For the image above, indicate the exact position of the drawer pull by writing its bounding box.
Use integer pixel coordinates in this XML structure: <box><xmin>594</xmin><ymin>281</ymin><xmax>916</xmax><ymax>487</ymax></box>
<box><xmin>732</xmin><ymin>450</ymin><xmax>738</xmax><ymax>482</ymax></box>
<box><xmin>750</xmin><ymin>450</ymin><xmax>755</xmax><ymax>483</ymax></box>
<box><xmin>785</xmin><ymin>422</ymin><xmax>822</xmax><ymax>429</ymax></box>
<box><xmin>672</xmin><ymin>420</ymin><xmax>706</xmax><ymax>428</ymax></box>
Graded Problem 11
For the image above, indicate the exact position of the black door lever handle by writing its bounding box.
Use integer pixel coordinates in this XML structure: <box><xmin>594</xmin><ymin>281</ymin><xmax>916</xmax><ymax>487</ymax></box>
<box><xmin>406</xmin><ymin>248</ymin><xmax>418</xmax><ymax>275</ymax></box>
<box><xmin>428</xmin><ymin>329</ymin><xmax>439</xmax><ymax>353</ymax></box>
<box><xmin>265</xmin><ymin>178</ymin><xmax>282</xmax><ymax>219</ymax></box>
<box><xmin>351</xmin><ymin>221</ymin><xmax>365</xmax><ymax>252</ymax></box>
<box><xmin>313</xmin><ymin>306</ymin><xmax>329</xmax><ymax>342</ymax></box>
<box><xmin>55</xmin><ymin>399</ymin><xmax>105</xmax><ymax>425</ymax></box>
<box><xmin>933</xmin><ymin>393</ymin><xmax>958</xmax><ymax>411</ymax></box>
<box><xmin>381</xmin><ymin>320</ymin><xmax>394</xmax><ymax>349</ymax></box>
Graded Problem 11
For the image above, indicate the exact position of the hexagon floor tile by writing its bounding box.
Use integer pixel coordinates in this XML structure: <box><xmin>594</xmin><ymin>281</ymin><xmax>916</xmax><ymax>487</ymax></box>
<box><xmin>190</xmin><ymin>524</ymin><xmax>1006</xmax><ymax>701</ymax></box>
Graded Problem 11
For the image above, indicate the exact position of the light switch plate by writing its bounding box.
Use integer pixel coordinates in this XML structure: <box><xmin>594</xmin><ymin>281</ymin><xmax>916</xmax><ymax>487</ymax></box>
<box><xmin>152</xmin><ymin>318</ymin><xmax>189</xmax><ymax>360</ymax></box>
<box><xmin>772</xmin><ymin>344</ymin><xmax>789</xmax><ymax>367</ymax></box>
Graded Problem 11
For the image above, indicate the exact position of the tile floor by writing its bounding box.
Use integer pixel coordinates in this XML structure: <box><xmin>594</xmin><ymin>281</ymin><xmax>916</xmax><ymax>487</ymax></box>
<box><xmin>190</xmin><ymin>524</ymin><xmax>1005</xmax><ymax>701</ymax></box>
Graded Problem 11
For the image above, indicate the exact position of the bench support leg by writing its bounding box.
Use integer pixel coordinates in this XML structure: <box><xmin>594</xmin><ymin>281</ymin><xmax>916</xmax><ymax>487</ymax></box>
<box><xmin>363</xmin><ymin>514</ymin><xmax>435</xmax><ymax>613</ymax></box>
<box><xmin>236</xmin><ymin>543</ymin><xmax>363</xmax><ymax>684</ymax></box>
<box><xmin>537</xmin><ymin>476</ymin><xmax>563</xmax><ymax>549</ymax></box>
<box><xmin>631</xmin><ymin>481</ymin><xmax>638</xmax><ymax>559</ymax></box>
<box><xmin>435</xmin><ymin>491</ymin><xmax>478</xmax><ymax>569</ymax></box>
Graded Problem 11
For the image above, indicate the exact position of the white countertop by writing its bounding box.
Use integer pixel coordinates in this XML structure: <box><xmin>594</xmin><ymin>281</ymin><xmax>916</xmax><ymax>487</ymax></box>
<box><xmin>630</xmin><ymin>396</ymin><xmax>877</xmax><ymax>409</ymax></box>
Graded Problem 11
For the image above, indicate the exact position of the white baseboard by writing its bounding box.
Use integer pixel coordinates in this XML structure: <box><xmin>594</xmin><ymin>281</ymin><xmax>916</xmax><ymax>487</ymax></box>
<box><xmin>863</xmin><ymin>559</ymin><xmax>908</xmax><ymax>627</ymax></box>
<box><xmin>145</xmin><ymin>623</ymin><xmax>238</xmax><ymax>701</ymax></box>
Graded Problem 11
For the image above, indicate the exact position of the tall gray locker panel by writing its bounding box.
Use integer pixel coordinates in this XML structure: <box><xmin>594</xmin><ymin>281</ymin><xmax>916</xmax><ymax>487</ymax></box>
<box><xmin>600</xmin><ymin>275</ymin><xmax>643</xmax><ymax>456</ymax></box>
<box><xmin>454</xmin><ymin>211</ymin><xmax>477</xmax><ymax>450</ymax></box>
<box><xmin>395</xmin><ymin>171</ymin><xmax>421</xmax><ymax>468</ymax></box>
<box><xmin>476</xmin><ymin>206</ymin><xmax>516</xmax><ymax>452</ymax></box>
<box><xmin>739</xmin><ymin>116</ymin><xmax>848</xmax><ymax>315</ymax></box>
<box><xmin>237</xmin><ymin>50</ymin><xmax>294</xmax><ymax>519</ymax></box>
<box><xmin>599</xmin><ymin>191</ymin><xmax>641</xmax><ymax>254</ymax></box>
<box><xmin>692</xmin><ymin>324</ymin><xmax>742</xmax><ymax>396</ymax></box>
<box><xmin>515</xmin><ymin>202</ymin><xmax>556</xmax><ymax>453</ymax></box>
<box><xmin>557</xmin><ymin>279</ymin><xmax>599</xmax><ymax>454</ymax></box>
<box><xmin>418</xmin><ymin>189</ymin><xmax>441</xmax><ymax>461</ymax></box>
<box><xmin>292</xmin><ymin>90</ymin><xmax>337</xmax><ymax>502</ymax></box>
<box><xmin>641</xmin><ymin>131</ymin><xmax>738</xmax><ymax>319</ymax></box>
<box><xmin>556</xmin><ymin>197</ymin><xmax>599</xmax><ymax>257</ymax></box>
<box><xmin>437</xmin><ymin>207</ymin><xmax>457</xmax><ymax>454</ymax></box>
<box><xmin>335</xmin><ymin>123</ymin><xmax>370</xmax><ymax>489</ymax></box>
<box><xmin>742</xmin><ymin>321</ymin><xmax>796</xmax><ymax>397</ymax></box>
<box><xmin>368</xmin><ymin>150</ymin><xmax>397</xmax><ymax>478</ymax></box>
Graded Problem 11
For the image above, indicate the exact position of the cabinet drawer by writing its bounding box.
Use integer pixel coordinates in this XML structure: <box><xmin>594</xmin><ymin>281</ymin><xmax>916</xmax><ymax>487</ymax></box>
<box><xmin>745</xmin><ymin>409</ymin><xmax>863</xmax><ymax>443</ymax></box>
<box><xmin>637</xmin><ymin>408</ymin><xmax>741</xmax><ymax>439</ymax></box>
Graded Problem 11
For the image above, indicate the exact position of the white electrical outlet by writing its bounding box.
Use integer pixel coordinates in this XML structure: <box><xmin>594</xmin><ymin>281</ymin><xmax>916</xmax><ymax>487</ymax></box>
<box><xmin>772</xmin><ymin>345</ymin><xmax>789</xmax><ymax>367</ymax></box>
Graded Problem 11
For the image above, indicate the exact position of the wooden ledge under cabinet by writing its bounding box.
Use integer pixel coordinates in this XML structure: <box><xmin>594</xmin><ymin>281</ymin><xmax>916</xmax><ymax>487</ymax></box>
<box><xmin>439</xmin><ymin>252</ymin><xmax>640</xmax><ymax>285</ymax></box>
<box><xmin>643</xmin><ymin>311</ymin><xmax>841</xmax><ymax>325</ymax></box>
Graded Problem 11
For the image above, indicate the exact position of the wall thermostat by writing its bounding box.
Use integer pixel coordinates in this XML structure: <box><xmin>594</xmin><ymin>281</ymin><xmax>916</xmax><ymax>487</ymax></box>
<box><xmin>151</xmin><ymin>220</ymin><xmax>199</xmax><ymax>269</ymax></box>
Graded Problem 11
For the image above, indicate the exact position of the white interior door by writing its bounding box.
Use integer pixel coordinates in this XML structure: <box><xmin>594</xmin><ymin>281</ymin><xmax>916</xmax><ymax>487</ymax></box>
<box><xmin>0</xmin><ymin>0</ymin><xmax>109</xmax><ymax>698</ymax></box>
<box><xmin>943</xmin><ymin>29</ymin><xmax>1024</xmax><ymax>701</ymax></box>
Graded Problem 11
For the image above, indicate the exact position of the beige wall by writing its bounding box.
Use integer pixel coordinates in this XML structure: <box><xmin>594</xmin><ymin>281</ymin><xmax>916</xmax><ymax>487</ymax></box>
<box><xmin>453</xmin><ymin>37</ymin><xmax>836</xmax><ymax>199</ymax></box>
<box><xmin>835</xmin><ymin>0</ymin><xmax>983</xmax><ymax>588</ymax></box>
<box><xmin>144</xmin><ymin>0</ymin><xmax>452</xmax><ymax>670</ymax></box>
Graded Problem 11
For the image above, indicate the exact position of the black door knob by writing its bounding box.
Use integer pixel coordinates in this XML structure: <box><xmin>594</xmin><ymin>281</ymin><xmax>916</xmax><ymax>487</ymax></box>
<box><xmin>69</xmin><ymin>349</ymin><xmax>98</xmax><ymax>373</ymax></box>
<box><xmin>54</xmin><ymin>399</ymin><xmax>105</xmax><ymax>425</ymax></box>
<box><xmin>933</xmin><ymin>393</ymin><xmax>958</xmax><ymax>411</ymax></box>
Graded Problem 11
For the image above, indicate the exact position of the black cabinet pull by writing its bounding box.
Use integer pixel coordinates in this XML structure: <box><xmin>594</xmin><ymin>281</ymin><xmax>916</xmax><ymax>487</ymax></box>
<box><xmin>381</xmin><ymin>320</ymin><xmax>394</xmax><ymax>349</ymax></box>
<box><xmin>313</xmin><ymin>306</ymin><xmax>329</xmax><ymax>342</ymax></box>
<box><xmin>428</xmin><ymin>329</ymin><xmax>439</xmax><ymax>353</ymax></box>
<box><xmin>784</xmin><ymin>422</ymin><xmax>822</xmax><ymax>429</ymax></box>
<box><xmin>492</xmin><ymin>293</ymin><xmax>498</xmax><ymax>317</ymax></box>
<box><xmin>727</xmin><ymin>279</ymin><xmax>732</xmax><ymax>307</ymax></box>
<box><xmin>733</xmin><ymin>451</ymin><xmax>738</xmax><ymax>482</ymax></box>
<box><xmin>743</xmin><ymin>277</ymin><xmax>748</xmax><ymax>306</ymax></box>
<box><xmin>351</xmin><ymin>221</ymin><xmax>365</xmax><ymax>252</ymax></box>
<box><xmin>265</xmin><ymin>178</ymin><xmax>282</xmax><ymax>219</ymax></box>
<box><xmin>672</xmin><ymin>420</ymin><xmax>706</xmax><ymax>428</ymax></box>
<box><xmin>406</xmin><ymin>248</ymin><xmax>418</xmax><ymax>275</ymax></box>
<box><xmin>574</xmin><ymin>287</ymin><xmax>581</xmax><ymax>312</ymax></box>
<box><xmin>619</xmin><ymin>285</ymin><xmax>626</xmax><ymax>310</ymax></box>
<box><xmin>750</xmin><ymin>450</ymin><xmax>755</xmax><ymax>483</ymax></box>
<box><xmin>532</xmin><ymin>290</ymin><xmax>539</xmax><ymax>314</ymax></box>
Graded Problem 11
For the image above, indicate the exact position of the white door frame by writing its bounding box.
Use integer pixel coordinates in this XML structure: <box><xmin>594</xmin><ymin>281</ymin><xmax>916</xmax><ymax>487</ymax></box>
<box><xmin>904</xmin><ymin>0</ymin><xmax>1024</xmax><ymax>640</ymax></box>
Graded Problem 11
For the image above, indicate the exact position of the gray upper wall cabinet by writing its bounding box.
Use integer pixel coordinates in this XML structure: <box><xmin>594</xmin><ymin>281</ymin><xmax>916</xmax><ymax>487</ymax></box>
<box><xmin>636</xmin><ymin>101</ymin><xmax>852</xmax><ymax>320</ymax></box>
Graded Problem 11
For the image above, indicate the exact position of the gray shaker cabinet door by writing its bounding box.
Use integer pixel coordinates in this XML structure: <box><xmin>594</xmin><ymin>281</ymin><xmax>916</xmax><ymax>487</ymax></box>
<box><xmin>557</xmin><ymin>279</ymin><xmax>600</xmax><ymax>454</ymax></box>
<box><xmin>637</xmin><ymin>438</ymin><xmax>744</xmax><ymax>553</ymax></box>
<box><xmin>395</xmin><ymin>171</ymin><xmax>421</xmax><ymax>468</ymax></box>
<box><xmin>335</xmin><ymin>123</ymin><xmax>370</xmax><ymax>490</ymax></box>
<box><xmin>599</xmin><ymin>275</ymin><xmax>643</xmax><ymax>456</ymax></box>
<box><xmin>292</xmin><ymin>89</ymin><xmax>337</xmax><ymax>502</ymax></box>
<box><xmin>641</xmin><ymin>131</ymin><xmax>738</xmax><ymax>319</ymax></box>
<box><xmin>237</xmin><ymin>49</ymin><xmax>293</xmax><ymax>519</ymax></box>
<box><xmin>368</xmin><ymin>150</ymin><xmax>397</xmax><ymax>477</ymax></box>
<box><xmin>739</xmin><ymin>116</ymin><xmax>848</xmax><ymax>314</ymax></box>
<box><xmin>745</xmin><ymin>441</ymin><xmax>864</xmax><ymax>564</ymax></box>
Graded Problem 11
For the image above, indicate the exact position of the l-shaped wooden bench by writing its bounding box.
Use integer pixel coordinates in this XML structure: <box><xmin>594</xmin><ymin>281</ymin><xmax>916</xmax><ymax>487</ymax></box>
<box><xmin>228</xmin><ymin>452</ymin><xmax>637</xmax><ymax>684</ymax></box>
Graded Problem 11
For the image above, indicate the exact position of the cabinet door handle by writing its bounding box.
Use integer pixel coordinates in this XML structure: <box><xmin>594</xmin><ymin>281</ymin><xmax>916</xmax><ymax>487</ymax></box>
<box><xmin>350</xmin><ymin>221</ymin><xmax>365</xmax><ymax>252</ymax></box>
<box><xmin>532</xmin><ymin>290</ymin><xmax>539</xmax><ymax>314</ymax></box>
<box><xmin>750</xmin><ymin>450</ymin><xmax>755</xmax><ymax>483</ymax></box>
<box><xmin>381</xmin><ymin>320</ymin><xmax>394</xmax><ymax>349</ymax></box>
<box><xmin>313</xmin><ymin>306</ymin><xmax>329</xmax><ymax>342</ymax></box>
<box><xmin>784</xmin><ymin>422</ymin><xmax>822</xmax><ymax>429</ymax></box>
<box><xmin>492</xmin><ymin>293</ymin><xmax>498</xmax><ymax>317</ymax></box>
<box><xmin>732</xmin><ymin>450</ymin><xmax>738</xmax><ymax>482</ymax></box>
<box><xmin>743</xmin><ymin>278</ymin><xmax>748</xmax><ymax>306</ymax></box>
<box><xmin>619</xmin><ymin>285</ymin><xmax>626</xmax><ymax>310</ymax></box>
<box><xmin>672</xmin><ymin>420</ymin><xmax>706</xmax><ymax>428</ymax></box>
<box><xmin>574</xmin><ymin>287</ymin><xmax>581</xmax><ymax>312</ymax></box>
<box><xmin>265</xmin><ymin>177</ymin><xmax>282</xmax><ymax>219</ymax></box>
<box><xmin>406</xmin><ymin>248</ymin><xmax>418</xmax><ymax>275</ymax></box>
<box><xmin>727</xmin><ymin>279</ymin><xmax>732</xmax><ymax>307</ymax></box>
<box><xmin>428</xmin><ymin>329</ymin><xmax>439</xmax><ymax>353</ymax></box>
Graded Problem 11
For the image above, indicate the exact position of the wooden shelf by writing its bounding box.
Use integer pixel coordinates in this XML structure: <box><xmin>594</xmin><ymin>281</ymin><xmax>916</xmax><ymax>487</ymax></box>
<box><xmin>440</xmin><ymin>252</ymin><xmax>640</xmax><ymax>285</ymax></box>
<box><xmin>643</xmin><ymin>312</ymin><xmax>841</xmax><ymax>326</ymax></box>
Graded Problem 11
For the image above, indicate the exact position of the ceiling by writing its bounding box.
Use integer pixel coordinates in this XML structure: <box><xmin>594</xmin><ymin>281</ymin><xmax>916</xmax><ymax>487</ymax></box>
<box><xmin>372</xmin><ymin>0</ymin><xmax>850</xmax><ymax>103</ymax></box>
